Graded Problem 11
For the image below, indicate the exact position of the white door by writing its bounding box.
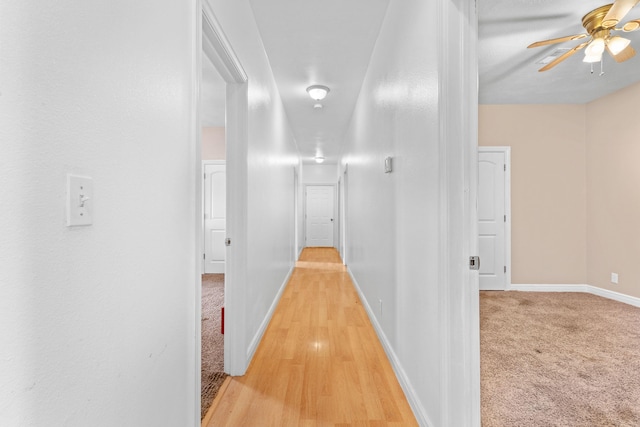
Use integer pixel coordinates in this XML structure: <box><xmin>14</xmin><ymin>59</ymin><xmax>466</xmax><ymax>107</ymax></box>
<box><xmin>305</xmin><ymin>185</ymin><xmax>334</xmax><ymax>247</ymax></box>
<box><xmin>204</xmin><ymin>163</ymin><xmax>226</xmax><ymax>273</ymax></box>
<box><xmin>478</xmin><ymin>150</ymin><xmax>507</xmax><ymax>290</ymax></box>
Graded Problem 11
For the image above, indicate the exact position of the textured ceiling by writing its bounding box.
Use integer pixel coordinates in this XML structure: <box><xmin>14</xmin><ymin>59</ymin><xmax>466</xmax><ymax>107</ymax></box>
<box><xmin>479</xmin><ymin>0</ymin><xmax>640</xmax><ymax>104</ymax></box>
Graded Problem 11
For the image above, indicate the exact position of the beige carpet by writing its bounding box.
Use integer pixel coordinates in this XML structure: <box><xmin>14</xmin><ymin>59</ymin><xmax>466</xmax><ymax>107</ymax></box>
<box><xmin>201</xmin><ymin>273</ymin><xmax>226</xmax><ymax>420</ymax></box>
<box><xmin>480</xmin><ymin>291</ymin><xmax>640</xmax><ymax>426</ymax></box>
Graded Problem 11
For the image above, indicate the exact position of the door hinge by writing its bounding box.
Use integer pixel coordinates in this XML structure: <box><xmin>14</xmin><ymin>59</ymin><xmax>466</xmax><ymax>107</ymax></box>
<box><xmin>469</xmin><ymin>256</ymin><xmax>480</xmax><ymax>270</ymax></box>
<box><xmin>504</xmin><ymin>215</ymin><xmax>506</xmax><ymax>222</ymax></box>
<box><xmin>504</xmin><ymin>164</ymin><xmax>506</xmax><ymax>172</ymax></box>
<box><xmin>203</xmin><ymin>253</ymin><xmax>205</xmax><ymax>259</ymax></box>
<box><xmin>504</xmin><ymin>266</ymin><xmax>507</xmax><ymax>273</ymax></box>
<box><xmin>204</xmin><ymin>173</ymin><xmax>206</xmax><ymax>179</ymax></box>
<box><xmin>225</xmin><ymin>238</ymin><xmax>231</xmax><ymax>246</ymax></box>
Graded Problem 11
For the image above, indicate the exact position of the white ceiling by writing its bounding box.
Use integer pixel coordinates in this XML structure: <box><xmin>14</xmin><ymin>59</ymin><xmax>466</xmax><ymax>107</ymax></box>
<box><xmin>479</xmin><ymin>0</ymin><xmax>640</xmax><ymax>104</ymax></box>
<box><xmin>201</xmin><ymin>1</ymin><xmax>640</xmax><ymax>162</ymax></box>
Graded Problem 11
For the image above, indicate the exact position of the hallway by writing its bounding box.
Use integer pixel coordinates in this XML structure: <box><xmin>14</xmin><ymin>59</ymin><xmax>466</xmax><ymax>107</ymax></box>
<box><xmin>205</xmin><ymin>248</ymin><xmax>417</xmax><ymax>426</ymax></box>
<box><xmin>1</xmin><ymin>1</ymin><xmax>478</xmax><ymax>424</ymax></box>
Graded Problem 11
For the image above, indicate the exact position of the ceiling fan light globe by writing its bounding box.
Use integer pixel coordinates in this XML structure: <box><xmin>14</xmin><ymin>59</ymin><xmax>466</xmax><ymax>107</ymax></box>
<box><xmin>585</xmin><ymin>38</ymin><xmax>606</xmax><ymax>56</ymax></box>
<box><xmin>607</xmin><ymin>36</ymin><xmax>631</xmax><ymax>55</ymax></box>
<box><xmin>583</xmin><ymin>52</ymin><xmax>603</xmax><ymax>63</ymax></box>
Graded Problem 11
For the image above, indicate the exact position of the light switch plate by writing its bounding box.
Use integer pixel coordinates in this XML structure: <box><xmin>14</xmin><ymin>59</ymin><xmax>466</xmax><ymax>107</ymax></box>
<box><xmin>66</xmin><ymin>174</ymin><xmax>93</xmax><ymax>226</ymax></box>
<box><xmin>384</xmin><ymin>156</ymin><xmax>393</xmax><ymax>173</ymax></box>
<box><xmin>611</xmin><ymin>272</ymin><xmax>619</xmax><ymax>284</ymax></box>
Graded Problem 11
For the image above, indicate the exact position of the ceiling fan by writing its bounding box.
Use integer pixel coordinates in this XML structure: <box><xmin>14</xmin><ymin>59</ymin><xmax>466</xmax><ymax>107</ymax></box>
<box><xmin>528</xmin><ymin>0</ymin><xmax>640</xmax><ymax>72</ymax></box>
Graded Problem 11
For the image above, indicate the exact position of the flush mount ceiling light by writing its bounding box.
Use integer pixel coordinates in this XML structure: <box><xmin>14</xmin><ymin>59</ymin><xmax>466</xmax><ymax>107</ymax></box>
<box><xmin>306</xmin><ymin>85</ymin><xmax>330</xmax><ymax>101</ymax></box>
<box><xmin>315</xmin><ymin>156</ymin><xmax>325</xmax><ymax>164</ymax></box>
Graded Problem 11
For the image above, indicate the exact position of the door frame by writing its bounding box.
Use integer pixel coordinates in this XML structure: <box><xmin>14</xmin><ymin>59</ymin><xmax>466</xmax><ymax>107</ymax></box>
<box><xmin>478</xmin><ymin>147</ymin><xmax>512</xmax><ymax>290</ymax></box>
<box><xmin>293</xmin><ymin>167</ymin><xmax>300</xmax><ymax>262</ymax></box>
<box><xmin>438</xmin><ymin>0</ymin><xmax>480</xmax><ymax>424</ymax></box>
<box><xmin>340</xmin><ymin>164</ymin><xmax>348</xmax><ymax>265</ymax></box>
<box><xmin>199</xmin><ymin>3</ymin><xmax>249</xmax><ymax>416</ymax></box>
<box><xmin>202</xmin><ymin>160</ymin><xmax>226</xmax><ymax>274</ymax></box>
<box><xmin>337</xmin><ymin>177</ymin><xmax>342</xmax><ymax>258</ymax></box>
<box><xmin>303</xmin><ymin>183</ymin><xmax>337</xmax><ymax>248</ymax></box>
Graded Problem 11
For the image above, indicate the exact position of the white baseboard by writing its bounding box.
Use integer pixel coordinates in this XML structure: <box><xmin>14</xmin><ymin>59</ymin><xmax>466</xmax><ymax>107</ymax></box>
<box><xmin>509</xmin><ymin>284</ymin><xmax>640</xmax><ymax>308</ymax></box>
<box><xmin>509</xmin><ymin>284</ymin><xmax>588</xmax><ymax>293</ymax></box>
<box><xmin>347</xmin><ymin>268</ymin><xmax>432</xmax><ymax>427</ymax></box>
<box><xmin>246</xmin><ymin>266</ymin><xmax>294</xmax><ymax>361</ymax></box>
<box><xmin>585</xmin><ymin>285</ymin><xmax>640</xmax><ymax>307</ymax></box>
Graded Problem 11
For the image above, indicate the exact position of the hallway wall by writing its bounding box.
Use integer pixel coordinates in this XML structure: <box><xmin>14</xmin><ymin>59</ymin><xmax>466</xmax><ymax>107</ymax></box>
<box><xmin>207</xmin><ymin>0</ymin><xmax>300</xmax><ymax>365</ymax></box>
<box><xmin>0</xmin><ymin>1</ymin><xmax>199</xmax><ymax>425</ymax></box>
<box><xmin>301</xmin><ymin>164</ymin><xmax>338</xmax><ymax>184</ymax></box>
<box><xmin>341</xmin><ymin>0</ymin><xmax>476</xmax><ymax>424</ymax></box>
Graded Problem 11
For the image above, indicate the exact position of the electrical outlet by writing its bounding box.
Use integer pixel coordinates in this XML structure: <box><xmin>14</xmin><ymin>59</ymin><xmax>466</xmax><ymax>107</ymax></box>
<box><xmin>611</xmin><ymin>272</ymin><xmax>619</xmax><ymax>284</ymax></box>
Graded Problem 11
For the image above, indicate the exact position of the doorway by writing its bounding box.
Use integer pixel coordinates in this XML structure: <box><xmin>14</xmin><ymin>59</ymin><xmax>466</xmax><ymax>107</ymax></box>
<box><xmin>199</xmin><ymin>2</ymin><xmax>249</xmax><ymax>422</ymax></box>
<box><xmin>478</xmin><ymin>147</ymin><xmax>511</xmax><ymax>290</ymax></box>
<box><xmin>200</xmin><ymin>14</ymin><xmax>228</xmax><ymax>420</ymax></box>
<box><xmin>304</xmin><ymin>185</ymin><xmax>335</xmax><ymax>247</ymax></box>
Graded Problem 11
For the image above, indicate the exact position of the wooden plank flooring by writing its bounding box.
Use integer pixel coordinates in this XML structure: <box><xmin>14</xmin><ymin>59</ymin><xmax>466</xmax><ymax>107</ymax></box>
<box><xmin>205</xmin><ymin>247</ymin><xmax>417</xmax><ymax>427</ymax></box>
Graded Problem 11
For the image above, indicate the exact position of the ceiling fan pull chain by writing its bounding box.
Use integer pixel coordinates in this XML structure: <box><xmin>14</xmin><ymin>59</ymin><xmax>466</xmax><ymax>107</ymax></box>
<box><xmin>590</xmin><ymin>62</ymin><xmax>594</xmax><ymax>74</ymax></box>
<box><xmin>600</xmin><ymin>57</ymin><xmax>605</xmax><ymax>76</ymax></box>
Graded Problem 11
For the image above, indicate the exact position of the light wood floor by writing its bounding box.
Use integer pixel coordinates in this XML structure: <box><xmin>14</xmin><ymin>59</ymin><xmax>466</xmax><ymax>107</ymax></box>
<box><xmin>205</xmin><ymin>247</ymin><xmax>417</xmax><ymax>427</ymax></box>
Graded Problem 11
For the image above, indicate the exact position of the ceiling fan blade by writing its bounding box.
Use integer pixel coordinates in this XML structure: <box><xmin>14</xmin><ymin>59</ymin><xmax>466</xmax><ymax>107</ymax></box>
<box><xmin>538</xmin><ymin>42</ymin><xmax>588</xmax><ymax>72</ymax></box>
<box><xmin>527</xmin><ymin>33</ymin><xmax>588</xmax><ymax>48</ymax></box>
<box><xmin>608</xmin><ymin>44</ymin><xmax>636</xmax><ymax>62</ymax></box>
<box><xmin>602</xmin><ymin>0</ymin><xmax>640</xmax><ymax>28</ymax></box>
<box><xmin>622</xmin><ymin>18</ymin><xmax>640</xmax><ymax>31</ymax></box>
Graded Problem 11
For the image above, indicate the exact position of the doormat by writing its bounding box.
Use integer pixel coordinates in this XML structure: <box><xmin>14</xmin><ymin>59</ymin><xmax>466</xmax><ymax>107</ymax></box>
<box><xmin>201</xmin><ymin>371</ymin><xmax>228</xmax><ymax>420</ymax></box>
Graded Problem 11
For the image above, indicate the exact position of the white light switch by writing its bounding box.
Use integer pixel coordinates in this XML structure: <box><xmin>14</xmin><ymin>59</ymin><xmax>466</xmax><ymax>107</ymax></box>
<box><xmin>611</xmin><ymin>272</ymin><xmax>619</xmax><ymax>284</ymax></box>
<box><xmin>66</xmin><ymin>174</ymin><xmax>93</xmax><ymax>226</ymax></box>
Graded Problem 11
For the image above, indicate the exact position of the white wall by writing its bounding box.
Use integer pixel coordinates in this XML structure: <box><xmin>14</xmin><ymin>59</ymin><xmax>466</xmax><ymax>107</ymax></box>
<box><xmin>207</xmin><ymin>0</ymin><xmax>300</xmax><ymax>367</ymax></box>
<box><xmin>341</xmin><ymin>0</ymin><xmax>478</xmax><ymax>424</ymax></box>
<box><xmin>0</xmin><ymin>1</ymin><xmax>198</xmax><ymax>426</ymax></box>
<box><xmin>202</xmin><ymin>126</ymin><xmax>226</xmax><ymax>160</ymax></box>
<box><xmin>301</xmin><ymin>164</ymin><xmax>338</xmax><ymax>184</ymax></box>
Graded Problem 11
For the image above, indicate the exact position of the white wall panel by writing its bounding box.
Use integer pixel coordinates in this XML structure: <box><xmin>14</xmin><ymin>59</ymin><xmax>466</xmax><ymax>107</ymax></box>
<box><xmin>341</xmin><ymin>0</ymin><xmax>478</xmax><ymax>424</ymax></box>
<box><xmin>342</xmin><ymin>1</ymin><xmax>440</xmax><ymax>423</ymax></box>
<box><xmin>0</xmin><ymin>1</ymin><xmax>198</xmax><ymax>425</ymax></box>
